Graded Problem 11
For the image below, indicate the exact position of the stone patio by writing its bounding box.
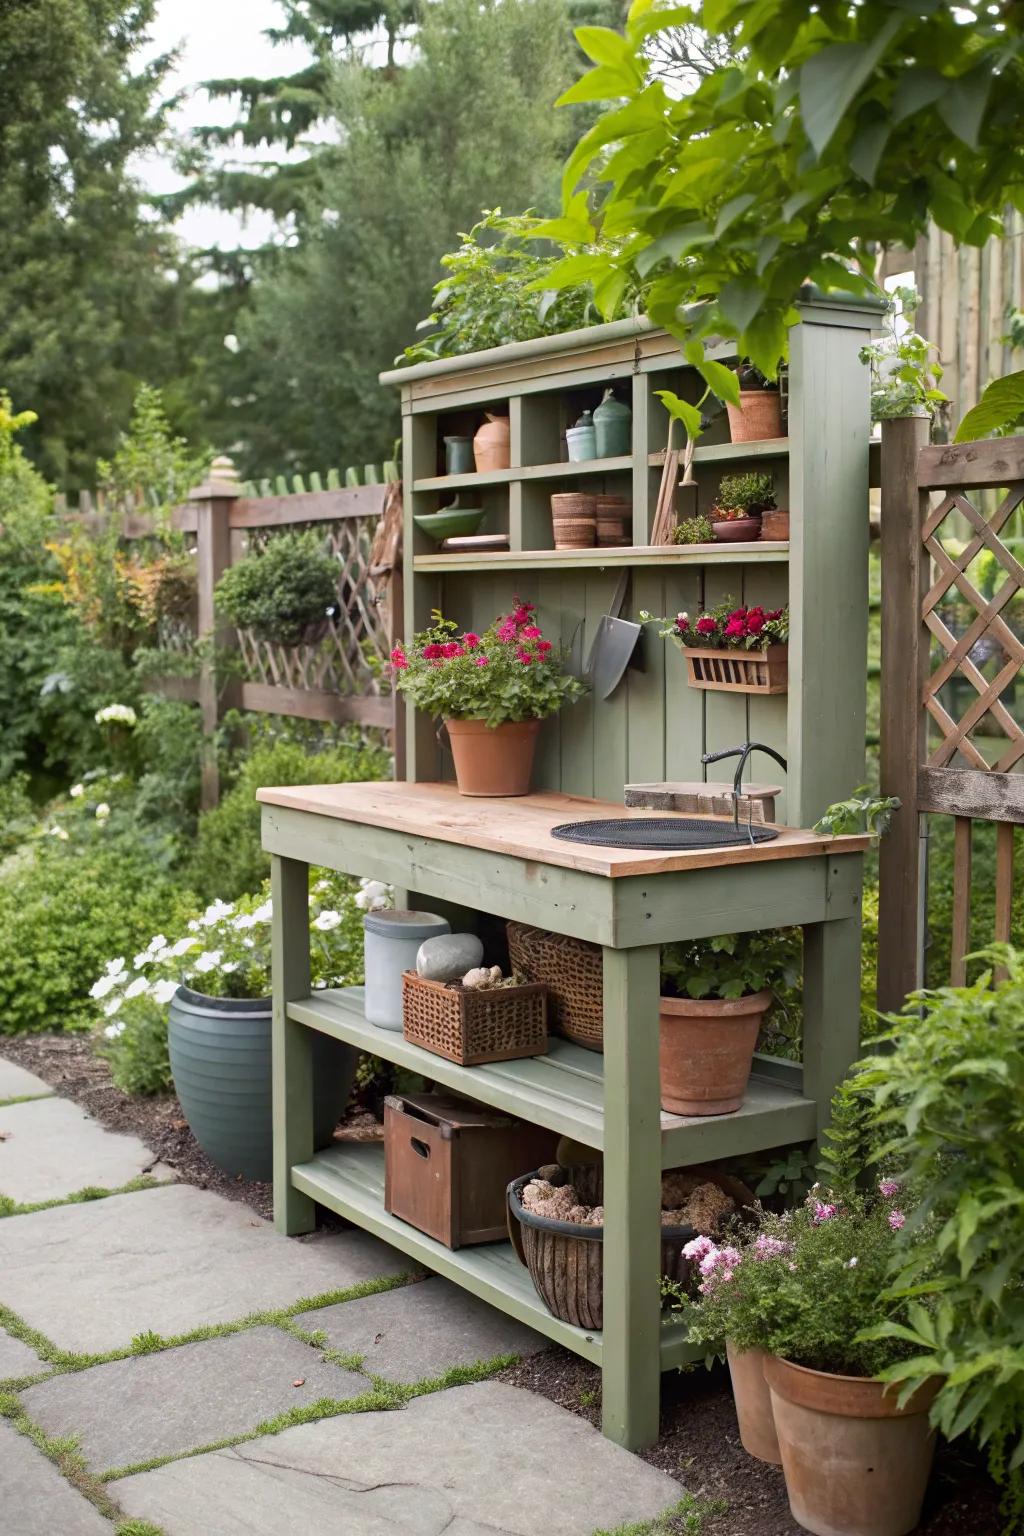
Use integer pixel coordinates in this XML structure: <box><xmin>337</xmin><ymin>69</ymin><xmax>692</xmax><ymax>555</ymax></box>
<box><xmin>0</xmin><ymin>1062</ymin><xmax>680</xmax><ymax>1535</ymax></box>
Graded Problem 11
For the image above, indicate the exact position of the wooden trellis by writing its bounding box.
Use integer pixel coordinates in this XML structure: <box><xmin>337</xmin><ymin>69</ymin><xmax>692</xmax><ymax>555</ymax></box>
<box><xmin>878</xmin><ymin>421</ymin><xmax>1024</xmax><ymax>1010</ymax></box>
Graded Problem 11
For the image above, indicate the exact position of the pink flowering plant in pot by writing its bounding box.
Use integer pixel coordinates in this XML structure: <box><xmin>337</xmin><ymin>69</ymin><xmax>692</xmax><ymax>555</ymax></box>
<box><xmin>391</xmin><ymin>599</ymin><xmax>585</xmax><ymax>796</ymax></box>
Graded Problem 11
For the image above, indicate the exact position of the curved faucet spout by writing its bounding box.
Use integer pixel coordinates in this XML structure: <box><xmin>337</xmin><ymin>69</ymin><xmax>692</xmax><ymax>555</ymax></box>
<box><xmin>700</xmin><ymin>741</ymin><xmax>789</xmax><ymax>834</ymax></box>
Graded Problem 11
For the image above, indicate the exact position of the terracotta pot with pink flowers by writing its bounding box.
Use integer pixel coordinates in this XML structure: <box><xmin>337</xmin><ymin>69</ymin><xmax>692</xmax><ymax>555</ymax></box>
<box><xmin>391</xmin><ymin>600</ymin><xmax>586</xmax><ymax>797</ymax></box>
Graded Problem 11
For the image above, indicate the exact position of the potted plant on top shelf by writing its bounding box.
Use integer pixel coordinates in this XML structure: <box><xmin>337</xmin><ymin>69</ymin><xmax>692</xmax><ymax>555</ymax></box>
<box><xmin>391</xmin><ymin>599</ymin><xmax>586</xmax><ymax>797</ymax></box>
<box><xmin>215</xmin><ymin>530</ymin><xmax>340</xmax><ymax>646</ymax></box>
<box><xmin>711</xmin><ymin>471</ymin><xmax>776</xmax><ymax>543</ymax></box>
<box><xmin>643</xmin><ymin>600</ymin><xmax>789</xmax><ymax>695</ymax></box>
<box><xmin>726</xmin><ymin>363</ymin><xmax>784</xmax><ymax>443</ymax></box>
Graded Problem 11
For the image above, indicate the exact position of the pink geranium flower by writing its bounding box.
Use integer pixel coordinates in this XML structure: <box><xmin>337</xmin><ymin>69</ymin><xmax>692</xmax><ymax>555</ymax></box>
<box><xmin>812</xmin><ymin>1201</ymin><xmax>838</xmax><ymax>1224</ymax></box>
<box><xmin>879</xmin><ymin>1178</ymin><xmax>900</xmax><ymax>1198</ymax></box>
<box><xmin>462</xmin><ymin>631</ymin><xmax>481</xmax><ymax>648</ymax></box>
<box><xmin>888</xmin><ymin>1209</ymin><xmax>906</xmax><ymax>1231</ymax></box>
<box><xmin>474</xmin><ymin>655</ymin><xmax>489</xmax><ymax>666</ymax></box>
<box><xmin>389</xmin><ymin>647</ymin><xmax>408</xmax><ymax>670</ymax></box>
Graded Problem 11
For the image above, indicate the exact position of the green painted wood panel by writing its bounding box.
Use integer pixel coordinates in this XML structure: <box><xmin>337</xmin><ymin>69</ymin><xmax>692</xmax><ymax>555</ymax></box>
<box><xmin>271</xmin><ymin>854</ymin><xmax>315</xmax><ymax>1235</ymax></box>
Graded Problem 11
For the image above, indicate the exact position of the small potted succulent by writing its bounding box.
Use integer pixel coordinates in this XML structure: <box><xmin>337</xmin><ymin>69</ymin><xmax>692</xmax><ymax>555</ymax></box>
<box><xmin>215</xmin><ymin>529</ymin><xmax>339</xmax><ymax>646</ymax></box>
<box><xmin>726</xmin><ymin>362</ymin><xmax>784</xmax><ymax>443</ymax></box>
<box><xmin>658</xmin><ymin>930</ymin><xmax>798</xmax><ymax>1117</ymax></box>
<box><xmin>678</xmin><ymin>1181</ymin><xmax>939</xmax><ymax>1536</ymax></box>
<box><xmin>643</xmin><ymin>599</ymin><xmax>789</xmax><ymax>694</ymax></box>
<box><xmin>391</xmin><ymin>599</ymin><xmax>586</xmax><ymax>796</ymax></box>
<box><xmin>710</xmin><ymin>472</ymin><xmax>776</xmax><ymax>543</ymax></box>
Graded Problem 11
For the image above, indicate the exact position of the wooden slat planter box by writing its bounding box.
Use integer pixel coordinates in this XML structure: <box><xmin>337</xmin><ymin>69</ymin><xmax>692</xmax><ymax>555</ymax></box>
<box><xmin>683</xmin><ymin>644</ymin><xmax>788</xmax><ymax>695</ymax></box>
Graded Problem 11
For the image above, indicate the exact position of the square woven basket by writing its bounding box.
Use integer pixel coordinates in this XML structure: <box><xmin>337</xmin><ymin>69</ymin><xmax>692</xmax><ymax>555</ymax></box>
<box><xmin>401</xmin><ymin>972</ymin><xmax>548</xmax><ymax>1066</ymax></box>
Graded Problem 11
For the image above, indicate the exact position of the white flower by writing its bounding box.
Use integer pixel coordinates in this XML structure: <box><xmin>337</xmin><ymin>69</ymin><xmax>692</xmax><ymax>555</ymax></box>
<box><xmin>314</xmin><ymin>878</ymin><xmax>330</xmax><ymax>893</ymax></box>
<box><xmin>187</xmin><ymin>919</ymin><xmax>201</xmax><ymax>933</ymax></box>
<box><xmin>313</xmin><ymin>910</ymin><xmax>342</xmax><ymax>932</ymax></box>
<box><xmin>150</xmin><ymin>978</ymin><xmax>179</xmax><ymax>1005</ymax></box>
<box><xmin>106</xmin><ymin>957</ymin><xmax>126</xmax><ymax>976</ymax></box>
<box><xmin>47</xmin><ymin>825</ymin><xmax>69</xmax><ymax>841</ymax></box>
<box><xmin>169</xmin><ymin>936</ymin><xmax>197</xmax><ymax>958</ymax></box>
<box><xmin>251</xmin><ymin>900</ymin><xmax>272</xmax><ymax>924</ymax></box>
<box><xmin>125</xmin><ymin>976</ymin><xmax>149</xmax><ymax>1000</ymax></box>
<box><xmin>94</xmin><ymin>704</ymin><xmax>137</xmax><ymax>726</ymax></box>
<box><xmin>242</xmin><ymin>937</ymin><xmax>255</xmax><ymax>949</ymax></box>
<box><xmin>104</xmin><ymin>996</ymin><xmax>122</xmax><ymax>1017</ymax></box>
<box><xmin>90</xmin><ymin>975</ymin><xmax>116</xmax><ymax>1001</ymax></box>
<box><xmin>233</xmin><ymin>912</ymin><xmax>258</xmax><ymax>931</ymax></box>
<box><xmin>103</xmin><ymin>1020</ymin><xmax>126</xmax><ymax>1039</ymax></box>
<box><xmin>133</xmin><ymin>951</ymin><xmax>150</xmax><ymax>970</ymax></box>
<box><xmin>146</xmin><ymin>934</ymin><xmax>168</xmax><ymax>955</ymax></box>
<box><xmin>193</xmin><ymin>950</ymin><xmax>222</xmax><ymax>974</ymax></box>
<box><xmin>94</xmin><ymin>802</ymin><xmax>110</xmax><ymax>821</ymax></box>
<box><xmin>69</xmin><ymin>783</ymin><xmax>84</xmax><ymax>798</ymax></box>
<box><xmin>221</xmin><ymin>961</ymin><xmax>239</xmax><ymax>974</ymax></box>
<box><xmin>847</xmin><ymin>1256</ymin><xmax>859</xmax><ymax>1269</ymax></box>
<box><xmin>201</xmin><ymin>900</ymin><xmax>233</xmax><ymax>927</ymax></box>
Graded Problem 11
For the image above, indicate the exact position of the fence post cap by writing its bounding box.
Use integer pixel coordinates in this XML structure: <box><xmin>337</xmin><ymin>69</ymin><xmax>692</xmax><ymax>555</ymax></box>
<box><xmin>189</xmin><ymin>453</ymin><xmax>242</xmax><ymax>501</ymax></box>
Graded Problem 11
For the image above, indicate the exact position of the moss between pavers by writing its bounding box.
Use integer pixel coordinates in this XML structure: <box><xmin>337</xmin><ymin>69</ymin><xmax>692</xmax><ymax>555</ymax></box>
<box><xmin>0</xmin><ymin>1388</ymin><xmax>123</xmax><ymax>1523</ymax></box>
<box><xmin>0</xmin><ymin>1175</ymin><xmax>163</xmax><ymax>1221</ymax></box>
<box><xmin>593</xmin><ymin>1494</ymin><xmax>730</xmax><ymax>1536</ymax></box>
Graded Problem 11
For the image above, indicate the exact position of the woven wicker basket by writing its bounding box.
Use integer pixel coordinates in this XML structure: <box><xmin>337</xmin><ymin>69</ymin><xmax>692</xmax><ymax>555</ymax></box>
<box><xmin>402</xmin><ymin>972</ymin><xmax>548</xmax><ymax>1066</ymax></box>
<box><xmin>506</xmin><ymin>922</ymin><xmax>603</xmax><ymax>1051</ymax></box>
<box><xmin>507</xmin><ymin>1164</ymin><xmax>755</xmax><ymax>1330</ymax></box>
<box><xmin>551</xmin><ymin>492</ymin><xmax>596</xmax><ymax>549</ymax></box>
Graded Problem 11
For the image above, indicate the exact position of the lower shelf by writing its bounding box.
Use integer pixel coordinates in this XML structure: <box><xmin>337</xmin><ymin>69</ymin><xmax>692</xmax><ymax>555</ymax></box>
<box><xmin>291</xmin><ymin>1141</ymin><xmax>699</xmax><ymax>1373</ymax></box>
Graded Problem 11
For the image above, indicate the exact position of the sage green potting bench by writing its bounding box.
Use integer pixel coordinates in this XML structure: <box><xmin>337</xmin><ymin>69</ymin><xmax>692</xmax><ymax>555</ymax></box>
<box><xmin>261</xmin><ymin>295</ymin><xmax>878</xmax><ymax>1450</ymax></box>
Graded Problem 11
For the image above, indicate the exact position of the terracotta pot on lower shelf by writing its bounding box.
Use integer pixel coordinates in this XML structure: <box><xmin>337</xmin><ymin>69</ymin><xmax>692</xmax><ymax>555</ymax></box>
<box><xmin>658</xmin><ymin>989</ymin><xmax>771</xmax><ymax>1115</ymax></box>
<box><xmin>726</xmin><ymin>391</ymin><xmax>783</xmax><ymax>443</ymax></box>
<box><xmin>444</xmin><ymin>717</ymin><xmax>540</xmax><ymax>797</ymax></box>
<box><xmin>727</xmin><ymin>1342</ymin><xmax>781</xmax><ymax>1464</ymax></box>
<box><xmin>763</xmin><ymin>1355</ymin><xmax>940</xmax><ymax>1536</ymax></box>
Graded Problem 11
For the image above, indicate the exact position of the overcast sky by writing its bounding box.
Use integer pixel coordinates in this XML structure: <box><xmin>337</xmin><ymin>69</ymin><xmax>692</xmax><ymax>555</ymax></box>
<box><xmin>140</xmin><ymin>0</ymin><xmax>312</xmax><ymax>250</ymax></box>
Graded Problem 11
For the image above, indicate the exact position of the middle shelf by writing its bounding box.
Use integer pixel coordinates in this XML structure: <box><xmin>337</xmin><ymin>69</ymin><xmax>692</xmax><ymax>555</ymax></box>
<box><xmin>412</xmin><ymin>541</ymin><xmax>789</xmax><ymax>573</ymax></box>
<box><xmin>289</xmin><ymin>986</ymin><xmax>816</xmax><ymax>1168</ymax></box>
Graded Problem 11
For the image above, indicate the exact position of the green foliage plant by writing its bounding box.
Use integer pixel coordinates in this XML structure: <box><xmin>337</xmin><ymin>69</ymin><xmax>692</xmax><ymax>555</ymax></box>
<box><xmin>660</xmin><ymin>929</ymin><xmax>800</xmax><ymax>1002</ymax></box>
<box><xmin>95</xmin><ymin>384</ymin><xmax>208</xmax><ymax>524</ymax></box>
<box><xmin>956</xmin><ymin>371</ymin><xmax>1024</xmax><ymax>442</ymax></box>
<box><xmin>713</xmin><ymin>471</ymin><xmax>776</xmax><ymax>519</ymax></box>
<box><xmin>854</xmin><ymin>949</ymin><xmax>1024</xmax><ymax>1516</ymax></box>
<box><xmin>401</xmin><ymin>209</ymin><xmax>633</xmax><ymax>365</ymax></box>
<box><xmin>533</xmin><ymin>1</ymin><xmax>1024</xmax><ymax>389</ymax></box>
<box><xmin>672</xmin><ymin>513</ymin><xmax>714</xmax><ymax>545</ymax></box>
<box><xmin>393</xmin><ymin>599</ymin><xmax>586</xmax><ymax>728</ymax></box>
<box><xmin>215</xmin><ymin>531</ymin><xmax>339</xmax><ymax>646</ymax></box>
<box><xmin>860</xmin><ymin>323</ymin><xmax>946</xmax><ymax>423</ymax></box>
<box><xmin>814</xmin><ymin>787</ymin><xmax>901</xmax><ymax>838</ymax></box>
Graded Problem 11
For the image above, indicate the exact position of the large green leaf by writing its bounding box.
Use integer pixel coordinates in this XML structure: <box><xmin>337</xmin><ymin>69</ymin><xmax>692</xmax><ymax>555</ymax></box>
<box><xmin>890</xmin><ymin>66</ymin><xmax>946</xmax><ymax>124</ymax></box>
<box><xmin>696</xmin><ymin>357</ymin><xmax>741</xmax><ymax>406</ymax></box>
<box><xmin>654</xmin><ymin>388</ymin><xmax>704</xmax><ymax>442</ymax></box>
<box><xmin>935</xmin><ymin>65</ymin><xmax>993</xmax><ymax>151</ymax></box>
<box><xmin>719</xmin><ymin>278</ymin><xmax>765</xmax><ymax>332</ymax></box>
<box><xmin>574</xmin><ymin>26</ymin><xmax>642</xmax><ymax>72</ymax></box>
<box><xmin>799</xmin><ymin>14</ymin><xmax>904</xmax><ymax>157</ymax></box>
<box><xmin>955</xmin><ymin>372</ymin><xmax>1024</xmax><ymax>441</ymax></box>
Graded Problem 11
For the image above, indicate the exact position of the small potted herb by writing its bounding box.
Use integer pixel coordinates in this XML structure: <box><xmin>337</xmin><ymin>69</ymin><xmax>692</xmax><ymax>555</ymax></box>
<box><xmin>392</xmin><ymin>599</ymin><xmax>586</xmax><ymax>796</ymax></box>
<box><xmin>673</xmin><ymin>513</ymin><xmax>715</xmax><ymax>546</ymax></box>
<box><xmin>659</xmin><ymin>930</ymin><xmax>797</xmax><ymax>1117</ymax></box>
<box><xmin>711</xmin><ymin>472</ymin><xmax>776</xmax><ymax>543</ymax></box>
<box><xmin>726</xmin><ymin>363</ymin><xmax>784</xmax><ymax>443</ymax></box>
<box><xmin>215</xmin><ymin>530</ymin><xmax>339</xmax><ymax>646</ymax></box>
<box><xmin>643</xmin><ymin>600</ymin><xmax>789</xmax><ymax>694</ymax></box>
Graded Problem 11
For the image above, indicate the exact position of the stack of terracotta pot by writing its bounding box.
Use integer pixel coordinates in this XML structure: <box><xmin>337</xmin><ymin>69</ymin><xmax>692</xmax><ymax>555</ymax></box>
<box><xmin>593</xmin><ymin>494</ymin><xmax>631</xmax><ymax>547</ymax></box>
<box><xmin>550</xmin><ymin>492</ymin><xmax>596</xmax><ymax>548</ymax></box>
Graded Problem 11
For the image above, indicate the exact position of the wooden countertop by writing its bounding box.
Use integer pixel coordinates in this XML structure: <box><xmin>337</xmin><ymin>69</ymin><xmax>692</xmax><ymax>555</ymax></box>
<box><xmin>257</xmin><ymin>781</ymin><xmax>868</xmax><ymax>879</ymax></box>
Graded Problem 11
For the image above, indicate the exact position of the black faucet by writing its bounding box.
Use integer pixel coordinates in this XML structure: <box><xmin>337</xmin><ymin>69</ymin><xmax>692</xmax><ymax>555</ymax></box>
<box><xmin>700</xmin><ymin>741</ymin><xmax>789</xmax><ymax>836</ymax></box>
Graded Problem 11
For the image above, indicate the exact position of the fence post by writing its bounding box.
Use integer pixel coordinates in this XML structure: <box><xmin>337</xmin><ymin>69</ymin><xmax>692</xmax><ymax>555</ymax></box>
<box><xmin>190</xmin><ymin>455</ymin><xmax>241</xmax><ymax>811</ymax></box>
<box><xmin>877</xmin><ymin>415</ymin><xmax>931</xmax><ymax>1015</ymax></box>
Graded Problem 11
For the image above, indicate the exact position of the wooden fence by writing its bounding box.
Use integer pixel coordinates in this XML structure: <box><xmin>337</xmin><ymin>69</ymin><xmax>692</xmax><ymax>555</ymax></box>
<box><xmin>877</xmin><ymin>420</ymin><xmax>1024</xmax><ymax>1011</ymax></box>
<box><xmin>61</xmin><ymin>456</ymin><xmax>403</xmax><ymax>808</ymax></box>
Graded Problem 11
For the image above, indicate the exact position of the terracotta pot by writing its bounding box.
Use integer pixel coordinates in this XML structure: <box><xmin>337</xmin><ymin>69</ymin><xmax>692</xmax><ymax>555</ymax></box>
<box><xmin>727</xmin><ymin>1342</ymin><xmax>781</xmax><ymax>1464</ymax></box>
<box><xmin>712</xmin><ymin>516</ymin><xmax>762</xmax><ymax>543</ymax></box>
<box><xmin>444</xmin><ymin>717</ymin><xmax>540</xmax><ymax>797</ymax></box>
<box><xmin>764</xmin><ymin>1355</ymin><xmax>940</xmax><ymax>1536</ymax></box>
<box><xmin>726</xmin><ymin>391</ymin><xmax>783</xmax><ymax>443</ymax></box>
<box><xmin>658</xmin><ymin>990</ymin><xmax>771</xmax><ymax>1115</ymax></box>
<box><xmin>473</xmin><ymin>413</ymin><xmax>511</xmax><ymax>472</ymax></box>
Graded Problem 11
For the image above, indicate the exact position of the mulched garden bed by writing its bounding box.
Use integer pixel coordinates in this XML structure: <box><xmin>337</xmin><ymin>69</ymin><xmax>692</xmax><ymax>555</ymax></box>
<box><xmin>498</xmin><ymin>1349</ymin><xmax>1004</xmax><ymax>1535</ymax></box>
<box><xmin>4</xmin><ymin>1034</ymin><xmax>1005</xmax><ymax>1534</ymax></box>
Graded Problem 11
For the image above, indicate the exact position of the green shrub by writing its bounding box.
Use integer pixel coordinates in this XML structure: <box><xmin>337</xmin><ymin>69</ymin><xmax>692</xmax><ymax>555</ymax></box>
<box><xmin>215</xmin><ymin>531</ymin><xmax>339</xmax><ymax>646</ymax></box>
<box><xmin>189</xmin><ymin>733</ymin><xmax>390</xmax><ymax>902</ymax></box>
<box><xmin>0</xmin><ymin>775</ymin><xmax>34</xmax><ymax>856</ymax></box>
<box><xmin>0</xmin><ymin>836</ymin><xmax>189</xmax><ymax>1035</ymax></box>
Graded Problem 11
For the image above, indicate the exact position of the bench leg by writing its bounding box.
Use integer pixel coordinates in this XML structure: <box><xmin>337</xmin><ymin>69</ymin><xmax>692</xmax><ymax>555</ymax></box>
<box><xmin>272</xmin><ymin>854</ymin><xmax>315</xmax><ymax>1235</ymax></box>
<box><xmin>601</xmin><ymin>943</ymin><xmax>662</xmax><ymax>1449</ymax></box>
<box><xmin>803</xmin><ymin>908</ymin><xmax>863</xmax><ymax>1139</ymax></box>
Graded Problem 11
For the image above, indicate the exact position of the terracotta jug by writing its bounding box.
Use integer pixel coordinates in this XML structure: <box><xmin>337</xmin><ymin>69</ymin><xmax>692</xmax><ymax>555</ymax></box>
<box><xmin>473</xmin><ymin>413</ymin><xmax>511</xmax><ymax>473</ymax></box>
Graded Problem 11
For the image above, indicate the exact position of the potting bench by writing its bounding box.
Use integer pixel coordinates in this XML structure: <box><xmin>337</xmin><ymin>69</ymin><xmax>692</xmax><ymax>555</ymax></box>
<box><xmin>262</xmin><ymin>296</ymin><xmax>879</xmax><ymax>1449</ymax></box>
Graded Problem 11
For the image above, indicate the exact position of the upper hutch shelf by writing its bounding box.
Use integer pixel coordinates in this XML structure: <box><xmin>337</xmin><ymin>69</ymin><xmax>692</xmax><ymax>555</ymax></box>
<box><xmin>413</xmin><ymin>541</ymin><xmax>789</xmax><ymax>573</ymax></box>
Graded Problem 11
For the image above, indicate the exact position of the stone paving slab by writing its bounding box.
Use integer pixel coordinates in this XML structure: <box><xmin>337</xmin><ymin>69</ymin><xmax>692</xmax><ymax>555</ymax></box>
<box><xmin>0</xmin><ymin>1057</ymin><xmax>52</xmax><ymax>1104</ymax></box>
<box><xmin>0</xmin><ymin>1325</ymin><xmax>45</xmax><ymax>1381</ymax></box>
<box><xmin>0</xmin><ymin>1420</ymin><xmax>110</xmax><ymax>1536</ymax></box>
<box><xmin>0</xmin><ymin>1183</ymin><xmax>409</xmax><ymax>1353</ymax></box>
<box><xmin>22</xmin><ymin>1325</ymin><xmax>368</xmax><ymax>1474</ymax></box>
<box><xmin>298</xmin><ymin>1275</ymin><xmax>546</xmax><ymax>1382</ymax></box>
<box><xmin>0</xmin><ymin>1096</ymin><xmax>173</xmax><ymax>1204</ymax></box>
<box><xmin>114</xmin><ymin>1380</ymin><xmax>679</xmax><ymax>1535</ymax></box>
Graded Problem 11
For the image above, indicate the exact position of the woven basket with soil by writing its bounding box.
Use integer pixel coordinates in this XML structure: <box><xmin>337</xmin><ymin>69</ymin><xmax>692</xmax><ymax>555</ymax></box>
<box><xmin>507</xmin><ymin>1163</ymin><xmax>755</xmax><ymax>1331</ymax></box>
<box><xmin>401</xmin><ymin>971</ymin><xmax>547</xmax><ymax>1066</ymax></box>
<box><xmin>506</xmin><ymin>921</ymin><xmax>603</xmax><ymax>1051</ymax></box>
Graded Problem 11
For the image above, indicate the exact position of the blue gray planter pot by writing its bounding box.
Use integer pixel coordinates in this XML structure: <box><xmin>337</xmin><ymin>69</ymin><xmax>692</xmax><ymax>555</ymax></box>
<box><xmin>168</xmin><ymin>985</ymin><xmax>354</xmax><ymax>1182</ymax></box>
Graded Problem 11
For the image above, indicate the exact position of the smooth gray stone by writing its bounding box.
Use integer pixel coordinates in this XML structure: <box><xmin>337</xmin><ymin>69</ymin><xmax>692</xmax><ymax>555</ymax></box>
<box><xmin>415</xmin><ymin>932</ymin><xmax>484</xmax><ymax>982</ymax></box>
<box><xmin>0</xmin><ymin>1097</ymin><xmax>173</xmax><ymax>1204</ymax></box>
<box><xmin>0</xmin><ymin>1326</ymin><xmax>44</xmax><ymax>1381</ymax></box>
<box><xmin>113</xmin><ymin>1381</ymin><xmax>680</xmax><ymax>1535</ymax></box>
<box><xmin>0</xmin><ymin>1183</ymin><xmax>409</xmax><ymax>1353</ymax></box>
<box><xmin>21</xmin><ymin>1326</ymin><xmax>367</xmax><ymax>1474</ymax></box>
<box><xmin>0</xmin><ymin>1057</ymin><xmax>52</xmax><ymax>1103</ymax></box>
<box><xmin>0</xmin><ymin>1419</ymin><xmax>109</xmax><ymax>1536</ymax></box>
<box><xmin>297</xmin><ymin>1275</ymin><xmax>545</xmax><ymax>1383</ymax></box>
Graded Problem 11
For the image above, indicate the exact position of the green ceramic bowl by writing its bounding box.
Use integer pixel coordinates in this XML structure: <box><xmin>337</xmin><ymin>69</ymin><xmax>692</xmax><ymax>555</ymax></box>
<box><xmin>413</xmin><ymin>507</ymin><xmax>487</xmax><ymax>542</ymax></box>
